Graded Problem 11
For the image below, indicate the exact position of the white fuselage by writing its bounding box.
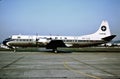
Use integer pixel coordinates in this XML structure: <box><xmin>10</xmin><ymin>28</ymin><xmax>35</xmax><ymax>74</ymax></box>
<box><xmin>5</xmin><ymin>34</ymin><xmax>105</xmax><ymax>48</ymax></box>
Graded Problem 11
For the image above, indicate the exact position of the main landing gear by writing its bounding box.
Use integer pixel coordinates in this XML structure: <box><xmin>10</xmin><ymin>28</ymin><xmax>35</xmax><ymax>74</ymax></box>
<box><xmin>53</xmin><ymin>49</ymin><xmax>58</xmax><ymax>53</ymax></box>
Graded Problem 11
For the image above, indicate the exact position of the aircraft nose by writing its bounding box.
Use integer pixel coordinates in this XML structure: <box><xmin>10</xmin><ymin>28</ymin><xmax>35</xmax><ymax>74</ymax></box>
<box><xmin>2</xmin><ymin>38</ymin><xmax>11</xmax><ymax>46</ymax></box>
<box><xmin>3</xmin><ymin>40</ymin><xmax>8</xmax><ymax>46</ymax></box>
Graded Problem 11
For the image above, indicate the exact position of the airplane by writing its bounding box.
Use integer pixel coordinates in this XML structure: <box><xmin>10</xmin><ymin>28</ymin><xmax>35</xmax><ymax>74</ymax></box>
<box><xmin>2</xmin><ymin>20</ymin><xmax>116</xmax><ymax>53</ymax></box>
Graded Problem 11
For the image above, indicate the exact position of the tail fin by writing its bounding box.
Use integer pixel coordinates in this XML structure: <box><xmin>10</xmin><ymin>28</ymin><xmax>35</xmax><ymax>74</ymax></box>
<box><xmin>94</xmin><ymin>20</ymin><xmax>111</xmax><ymax>38</ymax></box>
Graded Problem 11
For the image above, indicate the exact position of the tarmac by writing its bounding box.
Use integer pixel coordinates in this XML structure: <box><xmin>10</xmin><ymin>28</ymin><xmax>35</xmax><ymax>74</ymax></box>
<box><xmin>0</xmin><ymin>51</ymin><xmax>120</xmax><ymax>79</ymax></box>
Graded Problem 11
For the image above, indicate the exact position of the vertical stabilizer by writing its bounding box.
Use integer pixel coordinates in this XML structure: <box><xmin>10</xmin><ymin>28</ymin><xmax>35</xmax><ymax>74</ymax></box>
<box><xmin>94</xmin><ymin>20</ymin><xmax>111</xmax><ymax>38</ymax></box>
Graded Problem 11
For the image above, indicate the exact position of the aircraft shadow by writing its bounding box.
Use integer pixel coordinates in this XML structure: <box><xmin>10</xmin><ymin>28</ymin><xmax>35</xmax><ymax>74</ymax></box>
<box><xmin>40</xmin><ymin>50</ymin><xmax>72</xmax><ymax>53</ymax></box>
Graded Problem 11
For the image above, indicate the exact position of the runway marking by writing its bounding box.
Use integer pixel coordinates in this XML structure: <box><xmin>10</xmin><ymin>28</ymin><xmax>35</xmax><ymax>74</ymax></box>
<box><xmin>64</xmin><ymin>61</ymin><xmax>102</xmax><ymax>79</ymax></box>
<box><xmin>0</xmin><ymin>56</ymin><xmax>24</xmax><ymax>70</ymax></box>
<box><xmin>59</xmin><ymin>53</ymin><xmax>102</xmax><ymax>79</ymax></box>
<box><xmin>71</xmin><ymin>57</ymin><xmax>118</xmax><ymax>78</ymax></box>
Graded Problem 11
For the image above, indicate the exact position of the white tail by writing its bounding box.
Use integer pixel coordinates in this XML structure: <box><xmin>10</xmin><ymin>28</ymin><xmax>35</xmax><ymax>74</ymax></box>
<box><xmin>94</xmin><ymin>20</ymin><xmax>111</xmax><ymax>38</ymax></box>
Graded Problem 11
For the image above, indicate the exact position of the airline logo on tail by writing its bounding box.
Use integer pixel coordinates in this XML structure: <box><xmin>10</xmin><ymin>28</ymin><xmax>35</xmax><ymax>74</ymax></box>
<box><xmin>101</xmin><ymin>26</ymin><xmax>106</xmax><ymax>31</ymax></box>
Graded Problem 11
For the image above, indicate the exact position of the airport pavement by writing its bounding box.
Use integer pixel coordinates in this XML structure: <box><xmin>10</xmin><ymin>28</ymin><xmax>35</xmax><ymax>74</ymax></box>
<box><xmin>0</xmin><ymin>51</ymin><xmax>120</xmax><ymax>79</ymax></box>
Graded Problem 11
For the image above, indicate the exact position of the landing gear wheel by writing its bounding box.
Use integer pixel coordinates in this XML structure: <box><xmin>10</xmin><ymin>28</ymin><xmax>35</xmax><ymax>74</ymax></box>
<box><xmin>54</xmin><ymin>50</ymin><xmax>57</xmax><ymax>53</ymax></box>
<box><xmin>53</xmin><ymin>49</ymin><xmax>58</xmax><ymax>53</ymax></box>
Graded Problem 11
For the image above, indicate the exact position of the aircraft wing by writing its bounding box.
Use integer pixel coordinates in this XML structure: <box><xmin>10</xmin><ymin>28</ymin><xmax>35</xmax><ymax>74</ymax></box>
<box><xmin>46</xmin><ymin>40</ymin><xmax>66</xmax><ymax>49</ymax></box>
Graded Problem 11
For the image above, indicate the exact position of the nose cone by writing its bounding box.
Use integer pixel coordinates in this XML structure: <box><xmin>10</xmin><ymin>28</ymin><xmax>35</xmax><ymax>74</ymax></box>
<box><xmin>3</xmin><ymin>40</ymin><xmax>7</xmax><ymax>46</ymax></box>
<box><xmin>2</xmin><ymin>38</ymin><xmax>11</xmax><ymax>46</ymax></box>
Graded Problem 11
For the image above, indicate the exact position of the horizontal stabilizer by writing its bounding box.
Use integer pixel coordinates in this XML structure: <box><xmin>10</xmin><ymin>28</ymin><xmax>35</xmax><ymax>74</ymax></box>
<box><xmin>102</xmin><ymin>35</ymin><xmax>116</xmax><ymax>41</ymax></box>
